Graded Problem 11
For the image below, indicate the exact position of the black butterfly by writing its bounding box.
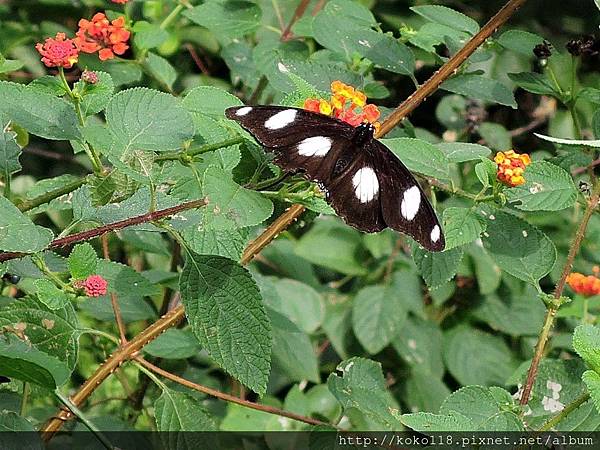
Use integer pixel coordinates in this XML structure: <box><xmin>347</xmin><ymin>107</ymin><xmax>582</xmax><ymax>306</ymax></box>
<box><xmin>225</xmin><ymin>105</ymin><xmax>445</xmax><ymax>252</ymax></box>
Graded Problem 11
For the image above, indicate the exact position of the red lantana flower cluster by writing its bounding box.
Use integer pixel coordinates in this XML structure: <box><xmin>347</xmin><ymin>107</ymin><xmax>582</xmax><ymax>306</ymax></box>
<box><xmin>35</xmin><ymin>12</ymin><xmax>130</xmax><ymax>67</ymax></box>
<box><xmin>75</xmin><ymin>275</ymin><xmax>108</xmax><ymax>297</ymax></box>
<box><xmin>494</xmin><ymin>150</ymin><xmax>532</xmax><ymax>187</ymax></box>
<box><xmin>76</xmin><ymin>13</ymin><xmax>130</xmax><ymax>61</ymax></box>
<box><xmin>303</xmin><ymin>81</ymin><xmax>381</xmax><ymax>129</ymax></box>
<box><xmin>111</xmin><ymin>0</ymin><xmax>130</xmax><ymax>4</ymax></box>
<box><xmin>35</xmin><ymin>33</ymin><xmax>80</xmax><ymax>69</ymax></box>
<box><xmin>566</xmin><ymin>267</ymin><xmax>600</xmax><ymax>297</ymax></box>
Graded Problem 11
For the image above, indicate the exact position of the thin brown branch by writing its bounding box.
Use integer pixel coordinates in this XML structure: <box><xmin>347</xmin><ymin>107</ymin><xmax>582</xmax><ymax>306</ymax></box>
<box><xmin>520</xmin><ymin>180</ymin><xmax>600</xmax><ymax>406</ymax></box>
<box><xmin>281</xmin><ymin>0</ymin><xmax>310</xmax><ymax>41</ymax></box>
<box><xmin>184</xmin><ymin>43</ymin><xmax>209</xmax><ymax>75</ymax></box>
<box><xmin>376</xmin><ymin>0</ymin><xmax>529</xmax><ymax>137</ymax></box>
<box><xmin>0</xmin><ymin>199</ymin><xmax>208</xmax><ymax>263</ymax></box>
<box><xmin>135</xmin><ymin>357</ymin><xmax>331</xmax><ymax>428</ymax></box>
<box><xmin>101</xmin><ymin>234</ymin><xmax>127</xmax><ymax>344</ymax></box>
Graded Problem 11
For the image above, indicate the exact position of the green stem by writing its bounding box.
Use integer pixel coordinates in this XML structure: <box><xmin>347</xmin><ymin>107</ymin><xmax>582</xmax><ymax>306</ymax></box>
<box><xmin>160</xmin><ymin>4</ymin><xmax>184</xmax><ymax>30</ymax></box>
<box><xmin>31</xmin><ymin>254</ymin><xmax>70</xmax><ymax>291</ymax></box>
<box><xmin>54</xmin><ymin>390</ymin><xmax>115</xmax><ymax>450</ymax></box>
<box><xmin>537</xmin><ymin>392</ymin><xmax>590</xmax><ymax>431</ymax></box>
<box><xmin>154</xmin><ymin>137</ymin><xmax>245</xmax><ymax>162</ymax></box>
<box><xmin>546</xmin><ymin>66</ymin><xmax>564</xmax><ymax>96</ymax></box>
<box><xmin>20</xmin><ymin>382</ymin><xmax>29</xmax><ymax>416</ymax></box>
<box><xmin>132</xmin><ymin>361</ymin><xmax>167</xmax><ymax>390</ymax></box>
<box><xmin>17</xmin><ymin>176</ymin><xmax>87</xmax><ymax>212</ymax></box>
<box><xmin>82</xmin><ymin>328</ymin><xmax>120</xmax><ymax>345</ymax></box>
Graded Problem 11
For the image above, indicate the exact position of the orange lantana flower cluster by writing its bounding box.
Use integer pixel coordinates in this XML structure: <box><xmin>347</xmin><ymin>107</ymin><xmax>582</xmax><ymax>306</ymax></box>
<box><xmin>566</xmin><ymin>267</ymin><xmax>600</xmax><ymax>297</ymax></box>
<box><xmin>494</xmin><ymin>150</ymin><xmax>532</xmax><ymax>187</ymax></box>
<box><xmin>303</xmin><ymin>81</ymin><xmax>381</xmax><ymax>128</ymax></box>
<box><xmin>111</xmin><ymin>0</ymin><xmax>130</xmax><ymax>4</ymax></box>
<box><xmin>35</xmin><ymin>12</ymin><xmax>130</xmax><ymax>67</ymax></box>
<box><xmin>35</xmin><ymin>33</ymin><xmax>80</xmax><ymax>69</ymax></box>
<box><xmin>76</xmin><ymin>13</ymin><xmax>130</xmax><ymax>61</ymax></box>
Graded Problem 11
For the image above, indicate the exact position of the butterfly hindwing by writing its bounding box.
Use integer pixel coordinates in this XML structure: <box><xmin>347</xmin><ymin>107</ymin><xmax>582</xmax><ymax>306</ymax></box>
<box><xmin>225</xmin><ymin>105</ymin><xmax>445</xmax><ymax>251</ymax></box>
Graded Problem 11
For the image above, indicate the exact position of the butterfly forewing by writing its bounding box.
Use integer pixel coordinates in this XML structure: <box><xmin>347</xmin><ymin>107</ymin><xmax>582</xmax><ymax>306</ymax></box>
<box><xmin>225</xmin><ymin>105</ymin><xmax>445</xmax><ymax>251</ymax></box>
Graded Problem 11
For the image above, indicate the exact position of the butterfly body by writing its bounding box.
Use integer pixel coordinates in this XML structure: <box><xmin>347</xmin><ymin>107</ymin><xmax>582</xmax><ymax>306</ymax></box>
<box><xmin>225</xmin><ymin>105</ymin><xmax>445</xmax><ymax>252</ymax></box>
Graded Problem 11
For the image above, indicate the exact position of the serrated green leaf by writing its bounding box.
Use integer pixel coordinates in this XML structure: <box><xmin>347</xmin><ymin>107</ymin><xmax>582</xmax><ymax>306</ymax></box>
<box><xmin>506</xmin><ymin>161</ymin><xmax>577</xmax><ymax>211</ymax></box>
<box><xmin>497</xmin><ymin>30</ymin><xmax>545</xmax><ymax>56</ymax></box>
<box><xmin>508</xmin><ymin>72</ymin><xmax>559</xmax><ymax>96</ymax></box>
<box><xmin>352</xmin><ymin>280</ymin><xmax>408</xmax><ymax>354</ymax></box>
<box><xmin>411</xmin><ymin>5</ymin><xmax>479</xmax><ymax>34</ymax></box>
<box><xmin>481</xmin><ymin>211</ymin><xmax>556</xmax><ymax>285</ymax></box>
<box><xmin>106</xmin><ymin>87</ymin><xmax>194</xmax><ymax>152</ymax></box>
<box><xmin>0</xmin><ymin>130</ymin><xmax>21</xmax><ymax>178</ymax></box>
<box><xmin>133</xmin><ymin>21</ymin><xmax>169</xmax><ymax>50</ymax></box>
<box><xmin>444</xmin><ymin>326</ymin><xmax>518</xmax><ymax>386</ymax></box>
<box><xmin>0</xmin><ymin>296</ymin><xmax>79</xmax><ymax>371</ymax></box>
<box><xmin>184</xmin><ymin>0</ymin><xmax>261</xmax><ymax>38</ymax></box>
<box><xmin>145</xmin><ymin>52</ymin><xmax>177</xmax><ymax>90</ymax></box>
<box><xmin>534</xmin><ymin>133</ymin><xmax>600</xmax><ymax>148</ymax></box>
<box><xmin>436</xmin><ymin>142</ymin><xmax>491</xmax><ymax>163</ymax></box>
<box><xmin>0</xmin><ymin>81</ymin><xmax>81</xmax><ymax>140</ymax></box>
<box><xmin>155</xmin><ymin>388</ymin><xmax>217</xmax><ymax>450</ymax></box>
<box><xmin>0</xmin><ymin>196</ymin><xmax>53</xmax><ymax>252</ymax></box>
<box><xmin>328</xmin><ymin>357</ymin><xmax>402</xmax><ymax>430</ymax></box>
<box><xmin>442</xmin><ymin>207</ymin><xmax>486</xmax><ymax>250</ymax></box>
<box><xmin>295</xmin><ymin>219</ymin><xmax>367</xmax><ymax>276</ymax></box>
<box><xmin>180</xmin><ymin>254</ymin><xmax>271</xmax><ymax>395</ymax></box>
<box><xmin>183</xmin><ymin>86</ymin><xmax>243</xmax><ymax>117</ymax></box>
<box><xmin>578</xmin><ymin>87</ymin><xmax>600</xmax><ymax>105</ymax></box>
<box><xmin>382</xmin><ymin>138</ymin><xmax>450</xmax><ymax>180</ymax></box>
<box><xmin>182</xmin><ymin>227</ymin><xmax>249</xmax><ymax>260</ymax></box>
<box><xmin>75</xmin><ymin>71</ymin><xmax>114</xmax><ymax>116</ymax></box>
<box><xmin>401</xmin><ymin>410</ymin><xmax>473</xmax><ymax>432</ymax></box>
<box><xmin>0</xmin><ymin>412</ymin><xmax>38</xmax><ymax>437</ymax></box>
<box><xmin>442</xmin><ymin>74</ymin><xmax>516</xmax><ymax>108</ymax></box>
<box><xmin>573</xmin><ymin>324</ymin><xmax>600</xmax><ymax>373</ymax></box>
<box><xmin>413</xmin><ymin>246</ymin><xmax>463</xmax><ymax>288</ymax></box>
<box><xmin>33</xmin><ymin>279</ymin><xmax>69</xmax><ymax>311</ymax></box>
<box><xmin>404</xmin><ymin>369</ymin><xmax>451</xmax><ymax>414</ymax></box>
<box><xmin>474</xmin><ymin>158</ymin><xmax>497</xmax><ymax>189</ymax></box>
<box><xmin>68</xmin><ymin>243</ymin><xmax>98</xmax><ymax>280</ymax></box>
<box><xmin>582</xmin><ymin>371</ymin><xmax>600</xmax><ymax>414</ymax></box>
<box><xmin>202</xmin><ymin>166</ymin><xmax>273</xmax><ymax>229</ymax></box>
<box><xmin>393</xmin><ymin>316</ymin><xmax>444</xmax><ymax>378</ymax></box>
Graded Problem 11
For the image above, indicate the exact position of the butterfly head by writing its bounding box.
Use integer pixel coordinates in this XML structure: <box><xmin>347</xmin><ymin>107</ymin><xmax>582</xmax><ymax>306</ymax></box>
<box><xmin>353</xmin><ymin>122</ymin><xmax>375</xmax><ymax>146</ymax></box>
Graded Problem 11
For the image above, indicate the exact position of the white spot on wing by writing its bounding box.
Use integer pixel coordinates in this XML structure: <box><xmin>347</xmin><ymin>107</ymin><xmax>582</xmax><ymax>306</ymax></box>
<box><xmin>352</xmin><ymin>167</ymin><xmax>379</xmax><ymax>203</ymax></box>
<box><xmin>431</xmin><ymin>225</ymin><xmax>441</xmax><ymax>243</ymax></box>
<box><xmin>298</xmin><ymin>136</ymin><xmax>331</xmax><ymax>157</ymax></box>
<box><xmin>265</xmin><ymin>109</ymin><xmax>297</xmax><ymax>130</ymax></box>
<box><xmin>236</xmin><ymin>106</ymin><xmax>252</xmax><ymax>116</ymax></box>
<box><xmin>401</xmin><ymin>186</ymin><xmax>421</xmax><ymax>221</ymax></box>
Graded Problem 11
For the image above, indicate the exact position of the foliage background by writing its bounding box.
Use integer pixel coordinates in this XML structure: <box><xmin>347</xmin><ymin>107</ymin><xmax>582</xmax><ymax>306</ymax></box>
<box><xmin>0</xmin><ymin>0</ymin><xmax>600</xmax><ymax>442</ymax></box>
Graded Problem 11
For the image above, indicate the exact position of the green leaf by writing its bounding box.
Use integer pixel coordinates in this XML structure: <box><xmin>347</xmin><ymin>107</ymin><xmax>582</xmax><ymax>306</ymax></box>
<box><xmin>144</xmin><ymin>52</ymin><xmax>177</xmax><ymax>90</ymax></box>
<box><xmin>328</xmin><ymin>357</ymin><xmax>402</xmax><ymax>430</ymax></box>
<box><xmin>404</xmin><ymin>369</ymin><xmax>451</xmax><ymax>414</ymax></box>
<box><xmin>381</xmin><ymin>138</ymin><xmax>450</xmax><ymax>180</ymax></box>
<box><xmin>466</xmin><ymin>243</ymin><xmax>501</xmax><ymax>295</ymax></box>
<box><xmin>582</xmin><ymin>371</ymin><xmax>600</xmax><ymax>414</ymax></box>
<box><xmin>481</xmin><ymin>211</ymin><xmax>556</xmax><ymax>285</ymax></box>
<box><xmin>144</xmin><ymin>328</ymin><xmax>201</xmax><ymax>359</ymax></box>
<box><xmin>393</xmin><ymin>316</ymin><xmax>444</xmax><ymax>378</ymax></box>
<box><xmin>33</xmin><ymin>279</ymin><xmax>69</xmax><ymax>311</ymax></box>
<box><xmin>442</xmin><ymin>74</ymin><xmax>517</xmax><ymax>108</ymax></box>
<box><xmin>475</xmin><ymin>158</ymin><xmax>497</xmax><ymax>189</ymax></box>
<box><xmin>0</xmin><ymin>196</ymin><xmax>53</xmax><ymax>252</ymax></box>
<box><xmin>182</xmin><ymin>227</ymin><xmax>249</xmax><ymax>260</ymax></box>
<box><xmin>0</xmin><ymin>59</ymin><xmax>24</xmax><ymax>74</ymax></box>
<box><xmin>155</xmin><ymin>388</ymin><xmax>216</xmax><ymax>445</ymax></box>
<box><xmin>508</xmin><ymin>72</ymin><xmax>559</xmax><ymax>96</ymax></box>
<box><xmin>497</xmin><ymin>30</ymin><xmax>545</xmax><ymax>56</ymax></box>
<box><xmin>401</xmin><ymin>410</ymin><xmax>473</xmax><ymax>432</ymax></box>
<box><xmin>133</xmin><ymin>21</ymin><xmax>169</xmax><ymax>50</ymax></box>
<box><xmin>573</xmin><ymin>324</ymin><xmax>600</xmax><ymax>373</ymax></box>
<box><xmin>0</xmin><ymin>130</ymin><xmax>21</xmax><ymax>178</ymax></box>
<box><xmin>183</xmin><ymin>86</ymin><xmax>243</xmax><ymax>117</ymax></box>
<box><xmin>0</xmin><ymin>412</ymin><xmax>38</xmax><ymax>438</ymax></box>
<box><xmin>411</xmin><ymin>5</ymin><xmax>480</xmax><ymax>34</ymax></box>
<box><xmin>506</xmin><ymin>161</ymin><xmax>577</xmax><ymax>211</ymax></box>
<box><xmin>202</xmin><ymin>166</ymin><xmax>273</xmax><ymax>229</ymax></box>
<box><xmin>479</xmin><ymin>122</ymin><xmax>511</xmax><ymax>150</ymax></box>
<box><xmin>352</xmin><ymin>280</ymin><xmax>408</xmax><ymax>354</ymax></box>
<box><xmin>75</xmin><ymin>71</ymin><xmax>114</xmax><ymax>116</ymax></box>
<box><xmin>436</xmin><ymin>142</ymin><xmax>491</xmax><ymax>163</ymax></box>
<box><xmin>413</xmin><ymin>246</ymin><xmax>464</xmax><ymax>288</ymax></box>
<box><xmin>266</xmin><ymin>278</ymin><xmax>323</xmax><ymax>334</ymax></box>
<box><xmin>106</xmin><ymin>87</ymin><xmax>194</xmax><ymax>152</ymax></box>
<box><xmin>444</xmin><ymin>326</ymin><xmax>518</xmax><ymax>386</ymax></box>
<box><xmin>0</xmin><ymin>335</ymin><xmax>68</xmax><ymax>388</ymax></box>
<box><xmin>578</xmin><ymin>87</ymin><xmax>600</xmax><ymax>105</ymax></box>
<box><xmin>184</xmin><ymin>0</ymin><xmax>262</xmax><ymax>37</ymax></box>
<box><xmin>269</xmin><ymin>307</ymin><xmax>319</xmax><ymax>383</ymax></box>
<box><xmin>534</xmin><ymin>133</ymin><xmax>600</xmax><ymax>148</ymax></box>
<box><xmin>180</xmin><ymin>254</ymin><xmax>271</xmax><ymax>394</ymax></box>
<box><xmin>442</xmin><ymin>207</ymin><xmax>486</xmax><ymax>250</ymax></box>
<box><xmin>0</xmin><ymin>81</ymin><xmax>81</xmax><ymax>140</ymax></box>
<box><xmin>68</xmin><ymin>243</ymin><xmax>98</xmax><ymax>280</ymax></box>
<box><xmin>295</xmin><ymin>219</ymin><xmax>367</xmax><ymax>276</ymax></box>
